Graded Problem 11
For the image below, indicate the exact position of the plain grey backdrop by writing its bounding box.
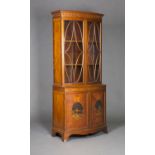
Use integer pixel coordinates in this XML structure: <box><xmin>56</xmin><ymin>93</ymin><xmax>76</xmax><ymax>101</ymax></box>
<box><xmin>31</xmin><ymin>0</ymin><xmax>125</xmax><ymax>154</ymax></box>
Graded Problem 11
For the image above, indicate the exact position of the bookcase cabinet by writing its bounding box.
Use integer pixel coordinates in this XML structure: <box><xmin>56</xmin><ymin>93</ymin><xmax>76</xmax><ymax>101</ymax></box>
<box><xmin>51</xmin><ymin>10</ymin><xmax>107</xmax><ymax>141</ymax></box>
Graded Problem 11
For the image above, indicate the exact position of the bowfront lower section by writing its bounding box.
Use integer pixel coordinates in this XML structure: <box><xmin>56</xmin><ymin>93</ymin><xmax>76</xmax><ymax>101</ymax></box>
<box><xmin>52</xmin><ymin>84</ymin><xmax>107</xmax><ymax>141</ymax></box>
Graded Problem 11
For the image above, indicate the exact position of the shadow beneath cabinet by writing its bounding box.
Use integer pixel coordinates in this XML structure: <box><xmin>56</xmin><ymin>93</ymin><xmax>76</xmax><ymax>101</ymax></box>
<box><xmin>38</xmin><ymin>116</ymin><xmax>52</xmax><ymax>135</ymax></box>
<box><xmin>107</xmin><ymin>120</ymin><xmax>125</xmax><ymax>132</ymax></box>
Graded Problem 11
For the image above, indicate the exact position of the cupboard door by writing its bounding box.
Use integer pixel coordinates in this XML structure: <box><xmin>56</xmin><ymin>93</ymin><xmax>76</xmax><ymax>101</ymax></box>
<box><xmin>91</xmin><ymin>91</ymin><xmax>105</xmax><ymax>128</ymax></box>
<box><xmin>66</xmin><ymin>93</ymin><xmax>88</xmax><ymax>130</ymax></box>
<box><xmin>64</xmin><ymin>20</ymin><xmax>84</xmax><ymax>83</ymax></box>
<box><xmin>87</xmin><ymin>21</ymin><xmax>102</xmax><ymax>83</ymax></box>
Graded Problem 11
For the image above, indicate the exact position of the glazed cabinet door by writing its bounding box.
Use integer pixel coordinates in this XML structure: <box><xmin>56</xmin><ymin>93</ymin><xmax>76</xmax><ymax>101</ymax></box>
<box><xmin>65</xmin><ymin>92</ymin><xmax>89</xmax><ymax>130</ymax></box>
<box><xmin>64</xmin><ymin>20</ymin><xmax>84</xmax><ymax>84</ymax></box>
<box><xmin>91</xmin><ymin>90</ymin><xmax>106</xmax><ymax>128</ymax></box>
<box><xmin>87</xmin><ymin>20</ymin><xmax>102</xmax><ymax>83</ymax></box>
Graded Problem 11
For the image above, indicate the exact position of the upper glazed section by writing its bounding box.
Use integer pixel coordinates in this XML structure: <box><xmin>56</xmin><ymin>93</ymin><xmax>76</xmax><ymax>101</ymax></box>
<box><xmin>51</xmin><ymin>10</ymin><xmax>104</xmax><ymax>19</ymax></box>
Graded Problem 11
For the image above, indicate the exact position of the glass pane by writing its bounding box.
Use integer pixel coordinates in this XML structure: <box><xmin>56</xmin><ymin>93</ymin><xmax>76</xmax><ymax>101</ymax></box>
<box><xmin>64</xmin><ymin>20</ymin><xmax>83</xmax><ymax>83</ymax></box>
<box><xmin>87</xmin><ymin>21</ymin><xmax>101</xmax><ymax>83</ymax></box>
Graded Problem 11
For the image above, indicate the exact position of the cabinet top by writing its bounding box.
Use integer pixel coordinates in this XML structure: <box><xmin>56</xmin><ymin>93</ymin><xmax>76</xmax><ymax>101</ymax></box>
<box><xmin>51</xmin><ymin>10</ymin><xmax>104</xmax><ymax>19</ymax></box>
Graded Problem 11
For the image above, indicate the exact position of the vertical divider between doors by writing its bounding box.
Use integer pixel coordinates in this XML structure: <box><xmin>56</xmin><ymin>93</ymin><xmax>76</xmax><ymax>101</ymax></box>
<box><xmin>87</xmin><ymin>92</ymin><xmax>91</xmax><ymax>128</ymax></box>
<box><xmin>83</xmin><ymin>20</ymin><xmax>88</xmax><ymax>83</ymax></box>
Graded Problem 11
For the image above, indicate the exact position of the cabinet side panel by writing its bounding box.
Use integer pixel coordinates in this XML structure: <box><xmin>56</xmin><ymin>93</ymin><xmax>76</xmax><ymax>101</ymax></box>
<box><xmin>53</xmin><ymin>18</ymin><xmax>62</xmax><ymax>85</ymax></box>
<box><xmin>53</xmin><ymin>91</ymin><xmax>64</xmax><ymax>129</ymax></box>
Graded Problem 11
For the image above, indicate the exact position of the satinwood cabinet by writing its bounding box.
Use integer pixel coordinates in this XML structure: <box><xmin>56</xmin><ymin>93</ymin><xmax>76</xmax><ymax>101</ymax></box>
<box><xmin>51</xmin><ymin>10</ymin><xmax>107</xmax><ymax>141</ymax></box>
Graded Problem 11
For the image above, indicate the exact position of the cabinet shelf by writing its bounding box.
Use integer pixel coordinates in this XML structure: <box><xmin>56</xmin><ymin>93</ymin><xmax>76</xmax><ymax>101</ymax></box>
<box><xmin>65</xmin><ymin>40</ymin><xmax>83</xmax><ymax>43</ymax></box>
<box><xmin>88</xmin><ymin>41</ymin><xmax>100</xmax><ymax>43</ymax></box>
<box><xmin>88</xmin><ymin>64</ymin><xmax>99</xmax><ymax>65</ymax></box>
<box><xmin>65</xmin><ymin>51</ymin><xmax>82</xmax><ymax>53</ymax></box>
<box><xmin>65</xmin><ymin>64</ymin><xmax>83</xmax><ymax>66</ymax></box>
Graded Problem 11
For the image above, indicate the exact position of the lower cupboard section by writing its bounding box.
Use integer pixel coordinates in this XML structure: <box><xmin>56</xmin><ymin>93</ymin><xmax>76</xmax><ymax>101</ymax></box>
<box><xmin>52</xmin><ymin>85</ymin><xmax>107</xmax><ymax>141</ymax></box>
